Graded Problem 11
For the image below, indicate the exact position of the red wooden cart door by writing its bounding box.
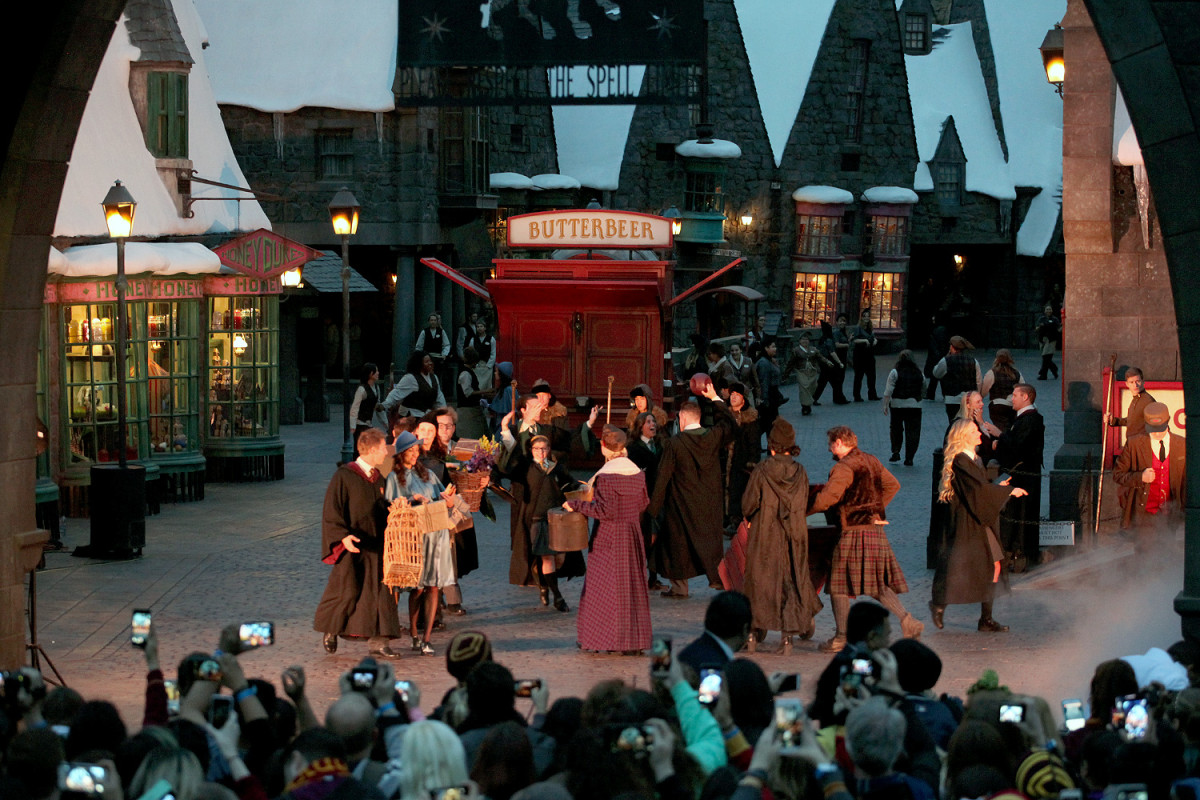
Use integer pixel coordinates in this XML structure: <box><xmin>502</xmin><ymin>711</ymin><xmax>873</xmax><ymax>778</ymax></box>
<box><xmin>581</xmin><ymin>312</ymin><xmax>653</xmax><ymax>398</ymax></box>
<box><xmin>511</xmin><ymin>313</ymin><xmax>574</xmax><ymax>394</ymax></box>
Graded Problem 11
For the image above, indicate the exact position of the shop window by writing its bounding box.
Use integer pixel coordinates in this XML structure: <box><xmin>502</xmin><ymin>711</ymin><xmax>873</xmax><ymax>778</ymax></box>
<box><xmin>62</xmin><ymin>302</ymin><xmax>148</xmax><ymax>465</ymax></box>
<box><xmin>440</xmin><ymin>107</ymin><xmax>490</xmax><ymax>195</ymax></box>
<box><xmin>146</xmin><ymin>72</ymin><xmax>188</xmax><ymax>158</ymax></box>
<box><xmin>488</xmin><ymin>206</ymin><xmax>513</xmax><ymax>249</ymax></box>
<box><xmin>932</xmin><ymin>119</ymin><xmax>966</xmax><ymax>209</ymax></box>
<box><xmin>904</xmin><ymin>13</ymin><xmax>930</xmax><ymax>53</ymax></box>
<box><xmin>317</xmin><ymin>130</ymin><xmax>354</xmax><ymax>179</ymax></box>
<box><xmin>793</xmin><ymin>273</ymin><xmax>840</xmax><ymax>328</ymax></box>
<box><xmin>796</xmin><ymin>215</ymin><xmax>842</xmax><ymax>257</ymax></box>
<box><xmin>36</xmin><ymin>312</ymin><xmax>50</xmax><ymax>478</ymax></box>
<box><xmin>147</xmin><ymin>301</ymin><xmax>200</xmax><ymax>456</ymax></box>
<box><xmin>684</xmin><ymin>170</ymin><xmax>724</xmax><ymax>214</ymax></box>
<box><xmin>861</xmin><ymin>272</ymin><xmax>905</xmax><ymax>329</ymax></box>
<box><xmin>844</xmin><ymin>40</ymin><xmax>870</xmax><ymax>143</ymax></box>
<box><xmin>207</xmin><ymin>296</ymin><xmax>279</xmax><ymax>441</ymax></box>
<box><xmin>866</xmin><ymin>215</ymin><xmax>909</xmax><ymax>257</ymax></box>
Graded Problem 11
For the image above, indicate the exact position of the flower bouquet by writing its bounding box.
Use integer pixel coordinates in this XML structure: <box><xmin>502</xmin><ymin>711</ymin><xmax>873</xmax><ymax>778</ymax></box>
<box><xmin>449</xmin><ymin>436</ymin><xmax>498</xmax><ymax>511</ymax></box>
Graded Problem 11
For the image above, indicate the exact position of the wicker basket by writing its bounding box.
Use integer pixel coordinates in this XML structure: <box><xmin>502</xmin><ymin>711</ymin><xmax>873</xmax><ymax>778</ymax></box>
<box><xmin>383</xmin><ymin>505</ymin><xmax>424</xmax><ymax>589</ymax></box>
<box><xmin>450</xmin><ymin>470</ymin><xmax>488</xmax><ymax>511</ymax></box>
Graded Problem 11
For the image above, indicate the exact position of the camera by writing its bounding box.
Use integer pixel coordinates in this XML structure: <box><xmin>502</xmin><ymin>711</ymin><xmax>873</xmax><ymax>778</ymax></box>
<box><xmin>514</xmin><ymin>679</ymin><xmax>542</xmax><ymax>698</ymax></box>
<box><xmin>650</xmin><ymin>637</ymin><xmax>672</xmax><ymax>674</ymax></box>
<box><xmin>428</xmin><ymin>786</ymin><xmax>472</xmax><ymax>800</ymax></box>
<box><xmin>208</xmin><ymin>695</ymin><xmax>235</xmax><ymax>729</ymax></box>
<box><xmin>59</xmin><ymin>763</ymin><xmax>108</xmax><ymax>797</ymax></box>
<box><xmin>1062</xmin><ymin>698</ymin><xmax>1085</xmax><ymax>732</ymax></box>
<box><xmin>774</xmin><ymin>697</ymin><xmax>805</xmax><ymax>752</ymax></box>
<box><xmin>698</xmin><ymin>668</ymin><xmax>722</xmax><ymax>706</ymax></box>
<box><xmin>238</xmin><ymin>621</ymin><xmax>274</xmax><ymax>649</ymax></box>
<box><xmin>351</xmin><ymin>667</ymin><xmax>377</xmax><ymax>691</ymax></box>
<box><xmin>999</xmin><ymin>703</ymin><xmax>1026</xmax><ymax>723</ymax></box>
<box><xmin>165</xmin><ymin>680</ymin><xmax>180</xmax><ymax>716</ymax></box>
<box><xmin>840</xmin><ymin>653</ymin><xmax>876</xmax><ymax>690</ymax></box>
<box><xmin>395</xmin><ymin>680</ymin><xmax>412</xmax><ymax>703</ymax></box>
<box><xmin>612</xmin><ymin>725</ymin><xmax>654</xmax><ymax>757</ymax></box>
<box><xmin>1121</xmin><ymin>697</ymin><xmax>1149</xmax><ymax>740</ymax></box>
<box><xmin>131</xmin><ymin>609</ymin><xmax>151</xmax><ymax>648</ymax></box>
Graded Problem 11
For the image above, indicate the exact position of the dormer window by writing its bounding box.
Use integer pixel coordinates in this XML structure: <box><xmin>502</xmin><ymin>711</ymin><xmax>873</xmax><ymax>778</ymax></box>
<box><xmin>904</xmin><ymin>13</ymin><xmax>931</xmax><ymax>54</ymax></box>
<box><xmin>146</xmin><ymin>71</ymin><xmax>188</xmax><ymax>159</ymax></box>
<box><xmin>931</xmin><ymin>118</ymin><xmax>966</xmax><ymax>210</ymax></box>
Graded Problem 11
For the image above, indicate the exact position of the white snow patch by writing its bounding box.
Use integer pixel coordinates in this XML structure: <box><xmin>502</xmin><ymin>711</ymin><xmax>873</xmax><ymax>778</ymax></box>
<box><xmin>53</xmin><ymin>2</ymin><xmax>270</xmax><ymax>238</ymax></box>
<box><xmin>983</xmin><ymin>0</ymin><xmax>1066</xmax><ymax>256</ymax></box>
<box><xmin>551</xmin><ymin>65</ymin><xmax>645</xmax><ymax>190</ymax></box>
<box><xmin>914</xmin><ymin>162</ymin><xmax>933</xmax><ymax>191</ymax></box>
<box><xmin>734</xmin><ymin>0</ymin><xmax>836</xmax><ymax>168</ymax></box>
<box><xmin>862</xmin><ymin>186</ymin><xmax>919</xmax><ymax>204</ymax></box>
<box><xmin>194</xmin><ymin>0</ymin><xmax>397</xmax><ymax>113</ymax></box>
<box><xmin>1113</xmin><ymin>86</ymin><xmax>1142</xmax><ymax>166</ymax></box>
<box><xmin>906</xmin><ymin>22</ymin><xmax>1015</xmax><ymax>202</ymax></box>
<box><xmin>490</xmin><ymin>173</ymin><xmax>534</xmax><ymax>190</ymax></box>
<box><xmin>51</xmin><ymin>241</ymin><xmax>223</xmax><ymax>277</ymax></box>
<box><xmin>675</xmin><ymin>139</ymin><xmax>742</xmax><ymax>159</ymax></box>
<box><xmin>791</xmin><ymin>185</ymin><xmax>854</xmax><ymax>205</ymax></box>
<box><xmin>531</xmin><ymin>174</ymin><xmax>582</xmax><ymax>190</ymax></box>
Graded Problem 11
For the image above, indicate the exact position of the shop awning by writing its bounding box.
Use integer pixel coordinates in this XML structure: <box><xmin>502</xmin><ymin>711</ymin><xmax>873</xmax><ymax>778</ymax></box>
<box><xmin>667</xmin><ymin>257</ymin><xmax>744</xmax><ymax>307</ymax></box>
<box><xmin>420</xmin><ymin>258</ymin><xmax>491</xmax><ymax>300</ymax></box>
<box><xmin>681</xmin><ymin>284</ymin><xmax>765</xmax><ymax>303</ymax></box>
<box><xmin>301</xmin><ymin>251</ymin><xmax>378</xmax><ymax>293</ymax></box>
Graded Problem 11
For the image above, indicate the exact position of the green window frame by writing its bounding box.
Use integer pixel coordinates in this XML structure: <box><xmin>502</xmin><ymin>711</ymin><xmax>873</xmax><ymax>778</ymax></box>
<box><xmin>684</xmin><ymin>170</ymin><xmax>725</xmax><ymax>214</ymax></box>
<box><xmin>207</xmin><ymin>296</ymin><xmax>279</xmax><ymax>441</ymax></box>
<box><xmin>796</xmin><ymin>215</ymin><xmax>843</xmax><ymax>257</ymax></box>
<box><xmin>147</xmin><ymin>71</ymin><xmax>188</xmax><ymax>158</ymax></box>
<box><xmin>147</xmin><ymin>300</ymin><xmax>201</xmax><ymax>456</ymax></box>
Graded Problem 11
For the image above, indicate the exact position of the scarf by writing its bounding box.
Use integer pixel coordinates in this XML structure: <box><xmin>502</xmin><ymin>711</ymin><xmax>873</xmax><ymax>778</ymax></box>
<box><xmin>284</xmin><ymin>758</ymin><xmax>351</xmax><ymax>796</ymax></box>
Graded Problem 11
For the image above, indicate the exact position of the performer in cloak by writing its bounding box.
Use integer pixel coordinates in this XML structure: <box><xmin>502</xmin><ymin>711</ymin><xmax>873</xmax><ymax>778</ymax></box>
<box><xmin>647</xmin><ymin>382</ymin><xmax>734</xmax><ymax>598</ymax></box>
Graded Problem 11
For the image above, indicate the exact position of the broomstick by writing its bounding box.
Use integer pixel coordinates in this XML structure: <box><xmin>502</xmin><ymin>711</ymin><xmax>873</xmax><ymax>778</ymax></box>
<box><xmin>1094</xmin><ymin>353</ymin><xmax>1117</xmax><ymax>539</ymax></box>
<box><xmin>606</xmin><ymin>375</ymin><xmax>614</xmax><ymax>425</ymax></box>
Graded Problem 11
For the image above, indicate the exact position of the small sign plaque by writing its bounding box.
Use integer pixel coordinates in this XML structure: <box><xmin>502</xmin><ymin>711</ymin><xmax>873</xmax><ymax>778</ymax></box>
<box><xmin>1039</xmin><ymin>520</ymin><xmax>1075</xmax><ymax>546</ymax></box>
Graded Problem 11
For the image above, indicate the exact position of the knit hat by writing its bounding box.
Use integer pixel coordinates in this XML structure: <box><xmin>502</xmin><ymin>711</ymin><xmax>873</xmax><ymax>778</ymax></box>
<box><xmin>889</xmin><ymin>639</ymin><xmax>943</xmax><ymax>693</ymax></box>
<box><xmin>445</xmin><ymin>630</ymin><xmax>493</xmax><ymax>682</ymax></box>
<box><xmin>768</xmin><ymin>418</ymin><xmax>800</xmax><ymax>456</ymax></box>
<box><xmin>1015</xmin><ymin>749</ymin><xmax>1075</xmax><ymax>799</ymax></box>
<box><xmin>727</xmin><ymin>381</ymin><xmax>747</xmax><ymax>399</ymax></box>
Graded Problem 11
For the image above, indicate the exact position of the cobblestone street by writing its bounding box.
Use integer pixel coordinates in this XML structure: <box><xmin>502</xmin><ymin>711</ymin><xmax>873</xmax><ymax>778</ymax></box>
<box><xmin>31</xmin><ymin>348</ymin><xmax>1184</xmax><ymax>723</ymax></box>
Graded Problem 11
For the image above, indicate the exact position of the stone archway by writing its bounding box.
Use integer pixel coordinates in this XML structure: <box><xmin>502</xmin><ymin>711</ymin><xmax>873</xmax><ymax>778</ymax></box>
<box><xmin>1075</xmin><ymin>0</ymin><xmax>1200</xmax><ymax>638</ymax></box>
<box><xmin>0</xmin><ymin>2</ymin><xmax>123</xmax><ymax>666</ymax></box>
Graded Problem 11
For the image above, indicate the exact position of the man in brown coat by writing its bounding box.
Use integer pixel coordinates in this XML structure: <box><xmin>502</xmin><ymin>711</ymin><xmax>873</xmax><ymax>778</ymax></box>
<box><xmin>809</xmin><ymin>426</ymin><xmax>923</xmax><ymax>651</ymax></box>
<box><xmin>1113</xmin><ymin>401</ymin><xmax>1185</xmax><ymax>554</ymax></box>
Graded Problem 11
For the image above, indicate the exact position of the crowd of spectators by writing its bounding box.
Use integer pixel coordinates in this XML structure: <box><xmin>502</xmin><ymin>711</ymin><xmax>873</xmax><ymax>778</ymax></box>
<box><xmin>3</xmin><ymin>596</ymin><xmax>1199</xmax><ymax>800</ymax></box>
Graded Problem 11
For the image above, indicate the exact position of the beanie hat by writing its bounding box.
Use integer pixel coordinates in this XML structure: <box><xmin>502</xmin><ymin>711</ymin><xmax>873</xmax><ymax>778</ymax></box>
<box><xmin>446</xmin><ymin>631</ymin><xmax>492</xmax><ymax>682</ymax></box>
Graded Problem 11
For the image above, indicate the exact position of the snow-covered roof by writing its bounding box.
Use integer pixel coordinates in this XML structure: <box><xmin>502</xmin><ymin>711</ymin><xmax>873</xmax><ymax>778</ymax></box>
<box><xmin>194</xmin><ymin>0</ymin><xmax>396</xmax><ymax>113</ymax></box>
<box><xmin>675</xmin><ymin>139</ymin><xmax>742</xmax><ymax>159</ymax></box>
<box><xmin>50</xmin><ymin>241</ymin><xmax>223</xmax><ymax>277</ymax></box>
<box><xmin>734</xmin><ymin>0</ymin><xmax>837</xmax><ymax>168</ymax></box>
<box><xmin>531</xmin><ymin>174</ymin><xmax>582</xmax><ymax>191</ymax></box>
<box><xmin>982</xmin><ymin>0</ymin><xmax>1066</xmax><ymax>256</ymax></box>
<box><xmin>906</xmin><ymin>22</ymin><xmax>1015</xmax><ymax>202</ymax></box>
<box><xmin>1113</xmin><ymin>86</ymin><xmax>1142</xmax><ymax>166</ymax></box>
<box><xmin>552</xmin><ymin>66</ymin><xmax>645</xmax><ymax>191</ymax></box>
<box><xmin>490</xmin><ymin>173</ymin><xmax>534</xmax><ymax>190</ymax></box>
<box><xmin>53</xmin><ymin>0</ymin><xmax>270</xmax><ymax>238</ymax></box>
<box><xmin>791</xmin><ymin>185</ymin><xmax>854</xmax><ymax>204</ymax></box>
<box><xmin>862</xmin><ymin>186</ymin><xmax>919</xmax><ymax>204</ymax></box>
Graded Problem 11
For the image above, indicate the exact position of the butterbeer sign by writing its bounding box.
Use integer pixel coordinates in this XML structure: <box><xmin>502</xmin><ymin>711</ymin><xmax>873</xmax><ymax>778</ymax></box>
<box><xmin>507</xmin><ymin>209</ymin><xmax>673</xmax><ymax>249</ymax></box>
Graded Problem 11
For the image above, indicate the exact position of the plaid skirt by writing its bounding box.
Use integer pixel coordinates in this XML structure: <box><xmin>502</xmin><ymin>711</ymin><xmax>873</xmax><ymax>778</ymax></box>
<box><xmin>827</xmin><ymin>525</ymin><xmax>909</xmax><ymax>596</ymax></box>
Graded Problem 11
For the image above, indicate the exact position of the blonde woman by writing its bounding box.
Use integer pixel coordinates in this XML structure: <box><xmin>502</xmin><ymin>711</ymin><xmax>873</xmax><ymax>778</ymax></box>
<box><xmin>930</xmin><ymin>419</ymin><xmax>1027</xmax><ymax>633</ymax></box>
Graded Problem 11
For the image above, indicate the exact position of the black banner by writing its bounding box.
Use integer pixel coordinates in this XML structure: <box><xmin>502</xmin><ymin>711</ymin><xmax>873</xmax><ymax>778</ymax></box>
<box><xmin>398</xmin><ymin>1</ymin><xmax>705</xmax><ymax>67</ymax></box>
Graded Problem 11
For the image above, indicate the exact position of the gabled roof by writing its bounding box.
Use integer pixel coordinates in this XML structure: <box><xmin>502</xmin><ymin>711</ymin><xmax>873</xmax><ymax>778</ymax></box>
<box><xmin>551</xmin><ymin>66</ymin><xmax>645</xmax><ymax>191</ymax></box>
<box><xmin>125</xmin><ymin>0</ymin><xmax>193</xmax><ymax>65</ymax></box>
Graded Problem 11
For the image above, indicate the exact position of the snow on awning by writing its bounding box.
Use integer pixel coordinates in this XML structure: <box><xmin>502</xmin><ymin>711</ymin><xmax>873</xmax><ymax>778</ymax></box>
<box><xmin>791</xmin><ymin>185</ymin><xmax>854</xmax><ymax>205</ymax></box>
<box><xmin>50</xmin><ymin>242</ymin><xmax>223</xmax><ymax>277</ymax></box>
<box><xmin>195</xmin><ymin>0</ymin><xmax>397</xmax><ymax>113</ymax></box>
<box><xmin>906</xmin><ymin>22</ymin><xmax>1015</xmax><ymax>202</ymax></box>
<box><xmin>490</xmin><ymin>173</ymin><xmax>534</xmax><ymax>190</ymax></box>
<box><xmin>734</xmin><ymin>0</ymin><xmax>837</xmax><ymax>168</ymax></box>
<box><xmin>675</xmin><ymin>139</ymin><xmax>742</xmax><ymax>159</ymax></box>
<box><xmin>531</xmin><ymin>174</ymin><xmax>582</xmax><ymax>191</ymax></box>
<box><xmin>552</xmin><ymin>66</ymin><xmax>645</xmax><ymax>191</ymax></box>
<box><xmin>861</xmin><ymin>186</ymin><xmax>919</xmax><ymax>204</ymax></box>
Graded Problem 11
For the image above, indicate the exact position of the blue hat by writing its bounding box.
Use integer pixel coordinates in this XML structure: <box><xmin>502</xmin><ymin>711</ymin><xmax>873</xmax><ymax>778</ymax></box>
<box><xmin>394</xmin><ymin>430</ymin><xmax>419</xmax><ymax>454</ymax></box>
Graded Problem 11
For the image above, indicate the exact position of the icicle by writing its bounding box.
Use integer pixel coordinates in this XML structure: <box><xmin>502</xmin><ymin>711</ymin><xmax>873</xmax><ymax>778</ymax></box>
<box><xmin>1133</xmin><ymin>164</ymin><xmax>1151</xmax><ymax>249</ymax></box>
<box><xmin>273</xmin><ymin>113</ymin><xmax>284</xmax><ymax>159</ymax></box>
<box><xmin>376</xmin><ymin>112</ymin><xmax>384</xmax><ymax>155</ymax></box>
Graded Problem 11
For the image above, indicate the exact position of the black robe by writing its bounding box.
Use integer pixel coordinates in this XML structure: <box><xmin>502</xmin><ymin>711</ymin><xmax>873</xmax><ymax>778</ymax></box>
<box><xmin>627</xmin><ymin>436</ymin><xmax>664</xmax><ymax>563</ymax></box>
<box><xmin>313</xmin><ymin>464</ymin><xmax>403</xmax><ymax>638</ymax></box>
<box><xmin>994</xmin><ymin>408</ymin><xmax>1045</xmax><ymax>562</ymax></box>
<box><xmin>648</xmin><ymin>401</ymin><xmax>734</xmax><ymax>580</ymax></box>
<box><xmin>499</xmin><ymin>445</ymin><xmax>585</xmax><ymax>585</ymax></box>
<box><xmin>933</xmin><ymin>453</ymin><xmax>1010</xmax><ymax>605</ymax></box>
<box><xmin>741</xmin><ymin>454</ymin><xmax>822</xmax><ymax>635</ymax></box>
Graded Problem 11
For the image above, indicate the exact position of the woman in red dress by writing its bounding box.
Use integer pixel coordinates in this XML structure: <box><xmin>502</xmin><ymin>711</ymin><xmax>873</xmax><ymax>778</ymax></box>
<box><xmin>565</xmin><ymin>426</ymin><xmax>652</xmax><ymax>654</ymax></box>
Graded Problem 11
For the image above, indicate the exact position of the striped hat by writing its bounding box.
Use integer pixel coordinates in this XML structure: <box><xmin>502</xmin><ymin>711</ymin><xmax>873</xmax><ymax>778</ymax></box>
<box><xmin>1015</xmin><ymin>749</ymin><xmax>1074</xmax><ymax>799</ymax></box>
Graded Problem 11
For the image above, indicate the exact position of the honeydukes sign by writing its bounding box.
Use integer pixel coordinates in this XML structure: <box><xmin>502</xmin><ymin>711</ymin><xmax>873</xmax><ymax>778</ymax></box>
<box><xmin>507</xmin><ymin>210</ymin><xmax>673</xmax><ymax>249</ymax></box>
<box><xmin>213</xmin><ymin>228</ymin><xmax>323</xmax><ymax>279</ymax></box>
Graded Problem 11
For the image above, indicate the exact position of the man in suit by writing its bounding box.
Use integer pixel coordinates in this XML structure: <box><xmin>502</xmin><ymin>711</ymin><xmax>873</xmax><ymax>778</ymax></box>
<box><xmin>676</xmin><ymin>591</ymin><xmax>752</xmax><ymax>680</ymax></box>
<box><xmin>992</xmin><ymin>383</ymin><xmax>1045</xmax><ymax>569</ymax></box>
<box><xmin>1113</xmin><ymin>402</ymin><xmax>1185</xmax><ymax>554</ymax></box>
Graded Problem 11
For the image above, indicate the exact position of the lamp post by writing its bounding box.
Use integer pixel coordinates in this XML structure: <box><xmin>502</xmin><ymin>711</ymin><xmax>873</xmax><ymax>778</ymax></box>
<box><xmin>329</xmin><ymin>188</ymin><xmax>360</xmax><ymax>464</ymax></box>
<box><xmin>1039</xmin><ymin>24</ymin><xmax>1065</xmax><ymax>95</ymax></box>
<box><xmin>101</xmin><ymin>180</ymin><xmax>136</xmax><ymax>468</ymax></box>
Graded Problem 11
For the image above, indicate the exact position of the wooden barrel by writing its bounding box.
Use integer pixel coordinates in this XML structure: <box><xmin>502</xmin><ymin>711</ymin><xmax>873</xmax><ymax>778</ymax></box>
<box><xmin>547</xmin><ymin>508</ymin><xmax>589</xmax><ymax>551</ymax></box>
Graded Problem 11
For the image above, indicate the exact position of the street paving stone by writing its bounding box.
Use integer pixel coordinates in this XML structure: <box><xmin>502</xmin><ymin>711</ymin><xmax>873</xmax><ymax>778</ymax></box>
<box><xmin>31</xmin><ymin>348</ymin><xmax>1184</xmax><ymax>724</ymax></box>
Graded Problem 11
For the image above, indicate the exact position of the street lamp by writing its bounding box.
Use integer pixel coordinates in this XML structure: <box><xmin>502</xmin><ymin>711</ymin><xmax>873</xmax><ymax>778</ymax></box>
<box><xmin>101</xmin><ymin>180</ymin><xmax>136</xmax><ymax>468</ymax></box>
<box><xmin>280</xmin><ymin>267</ymin><xmax>303</xmax><ymax>288</ymax></box>
<box><xmin>662</xmin><ymin>205</ymin><xmax>682</xmax><ymax>236</ymax></box>
<box><xmin>1040</xmin><ymin>24</ymin><xmax>1065</xmax><ymax>95</ymax></box>
<box><xmin>329</xmin><ymin>187</ymin><xmax>360</xmax><ymax>463</ymax></box>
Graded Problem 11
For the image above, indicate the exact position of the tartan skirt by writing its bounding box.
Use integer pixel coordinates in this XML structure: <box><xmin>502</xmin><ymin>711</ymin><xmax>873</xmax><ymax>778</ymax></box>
<box><xmin>827</xmin><ymin>525</ymin><xmax>909</xmax><ymax>596</ymax></box>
